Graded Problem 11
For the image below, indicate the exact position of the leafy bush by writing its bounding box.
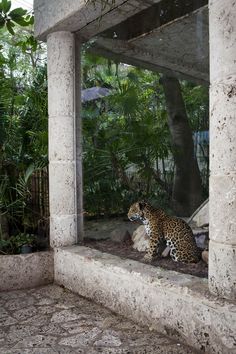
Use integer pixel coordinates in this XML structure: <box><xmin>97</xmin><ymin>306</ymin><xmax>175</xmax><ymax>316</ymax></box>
<box><xmin>0</xmin><ymin>233</ymin><xmax>36</xmax><ymax>254</ymax></box>
<box><xmin>0</xmin><ymin>0</ymin><xmax>33</xmax><ymax>35</ymax></box>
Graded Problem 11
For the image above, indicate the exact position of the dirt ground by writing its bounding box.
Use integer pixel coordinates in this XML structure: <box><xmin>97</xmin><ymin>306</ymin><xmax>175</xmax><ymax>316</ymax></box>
<box><xmin>83</xmin><ymin>216</ymin><xmax>208</xmax><ymax>279</ymax></box>
<box><xmin>83</xmin><ymin>238</ymin><xmax>208</xmax><ymax>279</ymax></box>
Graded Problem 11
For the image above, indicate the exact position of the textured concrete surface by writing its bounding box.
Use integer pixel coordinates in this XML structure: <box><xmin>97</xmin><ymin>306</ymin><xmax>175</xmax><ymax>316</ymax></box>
<box><xmin>0</xmin><ymin>252</ymin><xmax>53</xmax><ymax>292</ymax></box>
<box><xmin>92</xmin><ymin>6</ymin><xmax>208</xmax><ymax>84</ymax></box>
<box><xmin>55</xmin><ymin>246</ymin><xmax>236</xmax><ymax>354</ymax></box>
<box><xmin>34</xmin><ymin>0</ymin><xmax>208</xmax><ymax>84</ymax></box>
<box><xmin>0</xmin><ymin>284</ymin><xmax>198</xmax><ymax>354</ymax></box>
<box><xmin>209</xmin><ymin>0</ymin><xmax>236</xmax><ymax>300</ymax></box>
<box><xmin>34</xmin><ymin>0</ymin><xmax>160</xmax><ymax>40</ymax></box>
<box><xmin>47</xmin><ymin>31</ymin><xmax>83</xmax><ymax>248</ymax></box>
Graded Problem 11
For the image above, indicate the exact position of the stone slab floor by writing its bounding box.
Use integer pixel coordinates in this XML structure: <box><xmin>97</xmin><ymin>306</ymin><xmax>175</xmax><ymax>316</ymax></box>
<box><xmin>0</xmin><ymin>284</ymin><xmax>199</xmax><ymax>354</ymax></box>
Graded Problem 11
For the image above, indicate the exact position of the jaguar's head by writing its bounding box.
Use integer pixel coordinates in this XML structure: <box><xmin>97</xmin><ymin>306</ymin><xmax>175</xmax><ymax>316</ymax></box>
<box><xmin>127</xmin><ymin>201</ymin><xmax>147</xmax><ymax>222</ymax></box>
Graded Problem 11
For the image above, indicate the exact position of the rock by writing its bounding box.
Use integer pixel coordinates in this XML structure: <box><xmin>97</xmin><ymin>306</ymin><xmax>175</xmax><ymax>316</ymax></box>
<box><xmin>202</xmin><ymin>250</ymin><xmax>208</xmax><ymax>264</ymax></box>
<box><xmin>84</xmin><ymin>218</ymin><xmax>137</xmax><ymax>241</ymax></box>
<box><xmin>188</xmin><ymin>198</ymin><xmax>209</xmax><ymax>228</ymax></box>
<box><xmin>193</xmin><ymin>229</ymin><xmax>209</xmax><ymax>249</ymax></box>
<box><xmin>110</xmin><ymin>227</ymin><xmax>132</xmax><ymax>243</ymax></box>
<box><xmin>132</xmin><ymin>226</ymin><xmax>170</xmax><ymax>257</ymax></box>
<box><xmin>132</xmin><ymin>226</ymin><xmax>149</xmax><ymax>252</ymax></box>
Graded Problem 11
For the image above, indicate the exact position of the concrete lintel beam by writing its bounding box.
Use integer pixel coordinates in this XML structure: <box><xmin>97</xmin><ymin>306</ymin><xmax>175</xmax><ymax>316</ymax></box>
<box><xmin>86</xmin><ymin>6</ymin><xmax>209</xmax><ymax>84</ymax></box>
<box><xmin>89</xmin><ymin>38</ymin><xmax>209</xmax><ymax>85</ymax></box>
<box><xmin>34</xmin><ymin>0</ymin><xmax>160</xmax><ymax>41</ymax></box>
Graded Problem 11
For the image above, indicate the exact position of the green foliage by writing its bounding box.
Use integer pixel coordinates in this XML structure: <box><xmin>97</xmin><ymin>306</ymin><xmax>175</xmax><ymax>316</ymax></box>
<box><xmin>82</xmin><ymin>53</ymin><xmax>209</xmax><ymax>215</ymax></box>
<box><xmin>0</xmin><ymin>18</ymin><xmax>47</xmax><ymax>241</ymax></box>
<box><xmin>11</xmin><ymin>232</ymin><xmax>35</xmax><ymax>249</ymax></box>
<box><xmin>0</xmin><ymin>163</ymin><xmax>46</xmax><ymax>236</ymax></box>
<box><xmin>0</xmin><ymin>233</ymin><xmax>35</xmax><ymax>254</ymax></box>
<box><xmin>0</xmin><ymin>238</ymin><xmax>12</xmax><ymax>254</ymax></box>
<box><xmin>182</xmin><ymin>81</ymin><xmax>209</xmax><ymax>131</ymax></box>
<box><xmin>82</xmin><ymin>58</ymin><xmax>171</xmax><ymax>214</ymax></box>
<box><xmin>0</xmin><ymin>14</ymin><xmax>209</xmax><ymax>225</ymax></box>
<box><xmin>0</xmin><ymin>0</ymin><xmax>33</xmax><ymax>35</ymax></box>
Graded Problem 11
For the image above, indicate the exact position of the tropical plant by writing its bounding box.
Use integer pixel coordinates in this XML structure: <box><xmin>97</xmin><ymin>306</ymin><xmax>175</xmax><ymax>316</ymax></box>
<box><xmin>0</xmin><ymin>2</ymin><xmax>47</xmax><ymax>242</ymax></box>
<box><xmin>0</xmin><ymin>232</ymin><xmax>36</xmax><ymax>254</ymax></box>
<box><xmin>82</xmin><ymin>61</ymin><xmax>171</xmax><ymax>214</ymax></box>
<box><xmin>0</xmin><ymin>162</ymin><xmax>47</xmax><ymax>237</ymax></box>
<box><xmin>82</xmin><ymin>53</ymin><xmax>209</xmax><ymax>215</ymax></box>
<box><xmin>0</xmin><ymin>0</ymin><xmax>33</xmax><ymax>35</ymax></box>
<box><xmin>0</xmin><ymin>3</ymin><xmax>209</xmax><ymax>231</ymax></box>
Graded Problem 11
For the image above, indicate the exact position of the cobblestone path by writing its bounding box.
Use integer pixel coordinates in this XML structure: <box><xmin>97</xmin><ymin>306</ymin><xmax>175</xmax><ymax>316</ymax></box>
<box><xmin>0</xmin><ymin>284</ymin><xmax>198</xmax><ymax>354</ymax></box>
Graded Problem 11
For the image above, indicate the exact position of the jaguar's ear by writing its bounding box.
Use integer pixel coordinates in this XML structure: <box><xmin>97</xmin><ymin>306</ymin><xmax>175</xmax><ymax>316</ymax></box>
<box><xmin>138</xmin><ymin>201</ymin><xmax>146</xmax><ymax>210</ymax></box>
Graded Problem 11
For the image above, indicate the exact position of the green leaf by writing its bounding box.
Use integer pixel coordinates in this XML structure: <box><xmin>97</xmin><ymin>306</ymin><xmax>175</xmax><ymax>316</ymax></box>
<box><xmin>9</xmin><ymin>8</ymin><xmax>32</xmax><ymax>27</ymax></box>
<box><xmin>9</xmin><ymin>7</ymin><xmax>27</xmax><ymax>17</ymax></box>
<box><xmin>28</xmin><ymin>16</ymin><xmax>34</xmax><ymax>25</ymax></box>
<box><xmin>6</xmin><ymin>19</ymin><xmax>14</xmax><ymax>34</ymax></box>
<box><xmin>28</xmin><ymin>35</ymin><xmax>35</xmax><ymax>45</ymax></box>
<box><xmin>21</xmin><ymin>42</ymin><xmax>27</xmax><ymax>52</ymax></box>
<box><xmin>1</xmin><ymin>0</ymin><xmax>11</xmax><ymax>14</ymax></box>
<box><xmin>10</xmin><ymin>14</ymin><xmax>29</xmax><ymax>26</ymax></box>
<box><xmin>0</xmin><ymin>14</ymin><xmax>5</xmax><ymax>27</ymax></box>
<box><xmin>24</xmin><ymin>164</ymin><xmax>35</xmax><ymax>183</ymax></box>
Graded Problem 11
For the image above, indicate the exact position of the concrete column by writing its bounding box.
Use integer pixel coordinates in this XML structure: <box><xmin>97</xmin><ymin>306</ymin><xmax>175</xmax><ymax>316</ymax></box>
<box><xmin>209</xmin><ymin>0</ymin><xmax>236</xmax><ymax>299</ymax></box>
<box><xmin>47</xmin><ymin>31</ymin><xmax>83</xmax><ymax>248</ymax></box>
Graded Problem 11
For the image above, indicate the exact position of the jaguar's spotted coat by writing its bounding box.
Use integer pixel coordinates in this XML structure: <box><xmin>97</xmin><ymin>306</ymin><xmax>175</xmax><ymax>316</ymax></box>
<box><xmin>128</xmin><ymin>201</ymin><xmax>201</xmax><ymax>263</ymax></box>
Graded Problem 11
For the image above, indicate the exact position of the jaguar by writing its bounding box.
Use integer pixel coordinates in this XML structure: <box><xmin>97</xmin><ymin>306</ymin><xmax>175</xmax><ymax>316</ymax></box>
<box><xmin>128</xmin><ymin>201</ymin><xmax>201</xmax><ymax>263</ymax></box>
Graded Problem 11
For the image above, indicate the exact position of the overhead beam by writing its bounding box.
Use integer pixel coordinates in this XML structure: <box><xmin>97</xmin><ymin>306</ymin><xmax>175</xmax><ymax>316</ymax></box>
<box><xmin>89</xmin><ymin>41</ymin><xmax>208</xmax><ymax>85</ymax></box>
<box><xmin>87</xmin><ymin>6</ymin><xmax>209</xmax><ymax>85</ymax></box>
<box><xmin>34</xmin><ymin>0</ymin><xmax>162</xmax><ymax>41</ymax></box>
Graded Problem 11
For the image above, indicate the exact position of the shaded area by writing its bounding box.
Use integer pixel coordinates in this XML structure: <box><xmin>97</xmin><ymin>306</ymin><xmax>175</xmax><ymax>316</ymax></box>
<box><xmin>89</xmin><ymin>3</ymin><xmax>209</xmax><ymax>83</ymax></box>
<box><xmin>101</xmin><ymin>0</ymin><xmax>208</xmax><ymax>41</ymax></box>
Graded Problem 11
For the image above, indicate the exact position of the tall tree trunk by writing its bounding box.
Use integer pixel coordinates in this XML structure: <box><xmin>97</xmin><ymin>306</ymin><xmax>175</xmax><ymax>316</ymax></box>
<box><xmin>161</xmin><ymin>75</ymin><xmax>203</xmax><ymax>216</ymax></box>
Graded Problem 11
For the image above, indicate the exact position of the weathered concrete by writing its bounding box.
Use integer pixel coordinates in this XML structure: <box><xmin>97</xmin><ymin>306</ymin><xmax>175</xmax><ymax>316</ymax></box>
<box><xmin>34</xmin><ymin>0</ymin><xmax>162</xmax><ymax>40</ymax></box>
<box><xmin>209</xmin><ymin>0</ymin><xmax>236</xmax><ymax>300</ymax></box>
<box><xmin>0</xmin><ymin>284</ymin><xmax>198</xmax><ymax>353</ymax></box>
<box><xmin>0</xmin><ymin>252</ymin><xmax>53</xmax><ymax>291</ymax></box>
<box><xmin>34</xmin><ymin>0</ymin><xmax>209</xmax><ymax>84</ymax></box>
<box><xmin>47</xmin><ymin>31</ymin><xmax>83</xmax><ymax>247</ymax></box>
<box><xmin>92</xmin><ymin>6</ymin><xmax>208</xmax><ymax>84</ymax></box>
<box><xmin>54</xmin><ymin>246</ymin><xmax>236</xmax><ymax>354</ymax></box>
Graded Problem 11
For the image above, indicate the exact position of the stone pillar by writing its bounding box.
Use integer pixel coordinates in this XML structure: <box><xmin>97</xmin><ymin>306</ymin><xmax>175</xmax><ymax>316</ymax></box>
<box><xmin>47</xmin><ymin>31</ymin><xmax>83</xmax><ymax>248</ymax></box>
<box><xmin>209</xmin><ymin>0</ymin><xmax>236</xmax><ymax>299</ymax></box>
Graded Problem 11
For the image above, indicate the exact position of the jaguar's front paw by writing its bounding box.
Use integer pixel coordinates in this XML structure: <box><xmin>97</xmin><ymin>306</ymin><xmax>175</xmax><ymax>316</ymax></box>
<box><xmin>143</xmin><ymin>253</ymin><xmax>153</xmax><ymax>263</ymax></box>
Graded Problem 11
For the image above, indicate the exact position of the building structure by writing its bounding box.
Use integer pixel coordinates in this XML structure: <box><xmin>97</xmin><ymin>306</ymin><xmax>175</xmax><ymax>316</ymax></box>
<box><xmin>33</xmin><ymin>1</ymin><xmax>236</xmax><ymax>351</ymax></box>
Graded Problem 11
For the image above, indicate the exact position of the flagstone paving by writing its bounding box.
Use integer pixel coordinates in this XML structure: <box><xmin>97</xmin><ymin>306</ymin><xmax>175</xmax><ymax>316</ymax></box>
<box><xmin>0</xmin><ymin>284</ymin><xmax>199</xmax><ymax>354</ymax></box>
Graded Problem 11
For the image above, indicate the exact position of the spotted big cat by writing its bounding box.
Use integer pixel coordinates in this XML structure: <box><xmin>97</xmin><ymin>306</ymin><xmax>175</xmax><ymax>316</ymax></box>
<box><xmin>128</xmin><ymin>201</ymin><xmax>201</xmax><ymax>263</ymax></box>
